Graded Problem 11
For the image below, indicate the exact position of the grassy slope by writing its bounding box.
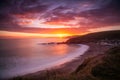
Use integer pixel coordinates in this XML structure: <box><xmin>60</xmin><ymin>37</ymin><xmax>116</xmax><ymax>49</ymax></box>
<box><xmin>67</xmin><ymin>30</ymin><xmax>120</xmax><ymax>43</ymax></box>
<box><xmin>73</xmin><ymin>46</ymin><xmax>120</xmax><ymax>80</ymax></box>
<box><xmin>91</xmin><ymin>46</ymin><xmax>120</xmax><ymax>80</ymax></box>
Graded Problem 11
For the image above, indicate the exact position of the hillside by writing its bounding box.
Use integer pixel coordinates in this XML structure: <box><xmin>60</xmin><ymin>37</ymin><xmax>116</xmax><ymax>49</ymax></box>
<box><xmin>73</xmin><ymin>46</ymin><xmax>120</xmax><ymax>80</ymax></box>
<box><xmin>66</xmin><ymin>30</ymin><xmax>120</xmax><ymax>44</ymax></box>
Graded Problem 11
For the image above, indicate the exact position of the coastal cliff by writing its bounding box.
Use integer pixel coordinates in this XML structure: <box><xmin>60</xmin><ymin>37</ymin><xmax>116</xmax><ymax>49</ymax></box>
<box><xmin>66</xmin><ymin>30</ymin><xmax>120</xmax><ymax>44</ymax></box>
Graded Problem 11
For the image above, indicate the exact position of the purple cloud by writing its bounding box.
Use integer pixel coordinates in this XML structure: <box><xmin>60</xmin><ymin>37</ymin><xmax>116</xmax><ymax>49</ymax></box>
<box><xmin>0</xmin><ymin>0</ymin><xmax>120</xmax><ymax>33</ymax></box>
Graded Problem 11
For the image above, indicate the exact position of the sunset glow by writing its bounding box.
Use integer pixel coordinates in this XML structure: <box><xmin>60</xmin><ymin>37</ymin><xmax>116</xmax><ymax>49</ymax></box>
<box><xmin>0</xmin><ymin>25</ymin><xmax>119</xmax><ymax>38</ymax></box>
<box><xmin>16</xmin><ymin>18</ymin><xmax>72</xmax><ymax>28</ymax></box>
<box><xmin>0</xmin><ymin>0</ymin><xmax>120</xmax><ymax>38</ymax></box>
<box><xmin>0</xmin><ymin>31</ymin><xmax>76</xmax><ymax>38</ymax></box>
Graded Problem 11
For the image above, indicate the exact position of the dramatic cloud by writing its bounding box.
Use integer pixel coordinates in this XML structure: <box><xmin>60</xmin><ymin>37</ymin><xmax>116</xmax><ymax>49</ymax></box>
<box><xmin>0</xmin><ymin>0</ymin><xmax>120</xmax><ymax>33</ymax></box>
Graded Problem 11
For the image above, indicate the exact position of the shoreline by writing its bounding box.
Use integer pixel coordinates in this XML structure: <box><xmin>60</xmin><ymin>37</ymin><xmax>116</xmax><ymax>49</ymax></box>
<box><xmin>4</xmin><ymin>44</ymin><xmax>88</xmax><ymax>79</ymax></box>
<box><xmin>9</xmin><ymin>42</ymin><xmax>112</xmax><ymax>80</ymax></box>
<box><xmin>57</xmin><ymin>43</ymin><xmax>112</xmax><ymax>73</ymax></box>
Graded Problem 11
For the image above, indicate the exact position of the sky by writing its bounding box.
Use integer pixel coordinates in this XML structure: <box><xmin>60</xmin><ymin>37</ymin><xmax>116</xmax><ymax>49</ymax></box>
<box><xmin>0</xmin><ymin>0</ymin><xmax>120</xmax><ymax>38</ymax></box>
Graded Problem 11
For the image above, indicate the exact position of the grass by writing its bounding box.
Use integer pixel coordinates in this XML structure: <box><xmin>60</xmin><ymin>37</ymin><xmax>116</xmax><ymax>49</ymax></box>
<box><xmin>91</xmin><ymin>46</ymin><xmax>120</xmax><ymax>80</ymax></box>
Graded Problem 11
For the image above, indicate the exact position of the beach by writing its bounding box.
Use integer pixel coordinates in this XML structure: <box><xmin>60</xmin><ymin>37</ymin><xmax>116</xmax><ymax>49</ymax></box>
<box><xmin>10</xmin><ymin>42</ymin><xmax>113</xmax><ymax>80</ymax></box>
<box><xmin>0</xmin><ymin>38</ymin><xmax>88</xmax><ymax>79</ymax></box>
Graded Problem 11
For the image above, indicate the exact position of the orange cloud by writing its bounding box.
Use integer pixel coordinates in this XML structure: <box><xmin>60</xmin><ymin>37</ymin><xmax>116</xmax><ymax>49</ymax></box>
<box><xmin>0</xmin><ymin>30</ymin><xmax>77</xmax><ymax>38</ymax></box>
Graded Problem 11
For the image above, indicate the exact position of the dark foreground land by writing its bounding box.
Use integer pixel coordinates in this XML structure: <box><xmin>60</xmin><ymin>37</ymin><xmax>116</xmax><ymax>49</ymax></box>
<box><xmin>9</xmin><ymin>30</ymin><xmax>120</xmax><ymax>80</ymax></box>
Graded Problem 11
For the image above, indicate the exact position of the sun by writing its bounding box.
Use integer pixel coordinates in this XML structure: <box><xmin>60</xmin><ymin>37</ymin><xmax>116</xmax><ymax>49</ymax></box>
<box><xmin>57</xmin><ymin>34</ymin><xmax>65</xmax><ymax>38</ymax></box>
<box><xmin>56</xmin><ymin>34</ymin><xmax>70</xmax><ymax>38</ymax></box>
<box><xmin>53</xmin><ymin>30</ymin><xmax>71</xmax><ymax>38</ymax></box>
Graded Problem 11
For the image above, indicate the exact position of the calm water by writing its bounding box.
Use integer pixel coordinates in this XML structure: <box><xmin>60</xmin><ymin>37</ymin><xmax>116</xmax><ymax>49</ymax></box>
<box><xmin>0</xmin><ymin>38</ymin><xmax>87</xmax><ymax>79</ymax></box>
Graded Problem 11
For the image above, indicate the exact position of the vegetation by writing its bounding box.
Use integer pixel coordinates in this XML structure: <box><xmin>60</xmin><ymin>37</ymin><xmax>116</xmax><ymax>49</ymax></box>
<box><xmin>67</xmin><ymin>30</ymin><xmax>120</xmax><ymax>44</ymax></box>
<box><xmin>91</xmin><ymin>46</ymin><xmax>120</xmax><ymax>80</ymax></box>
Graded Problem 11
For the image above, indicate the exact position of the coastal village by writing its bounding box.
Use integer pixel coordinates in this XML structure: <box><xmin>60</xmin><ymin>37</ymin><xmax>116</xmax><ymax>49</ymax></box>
<box><xmin>96</xmin><ymin>39</ymin><xmax>120</xmax><ymax>46</ymax></box>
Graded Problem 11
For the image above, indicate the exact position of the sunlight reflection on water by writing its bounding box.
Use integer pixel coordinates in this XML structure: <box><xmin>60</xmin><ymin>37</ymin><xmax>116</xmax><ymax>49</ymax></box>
<box><xmin>0</xmin><ymin>38</ymin><xmax>84</xmax><ymax>79</ymax></box>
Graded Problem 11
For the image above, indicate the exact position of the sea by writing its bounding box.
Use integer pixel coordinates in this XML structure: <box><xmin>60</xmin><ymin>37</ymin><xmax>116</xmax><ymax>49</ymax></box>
<box><xmin>0</xmin><ymin>38</ymin><xmax>89</xmax><ymax>79</ymax></box>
